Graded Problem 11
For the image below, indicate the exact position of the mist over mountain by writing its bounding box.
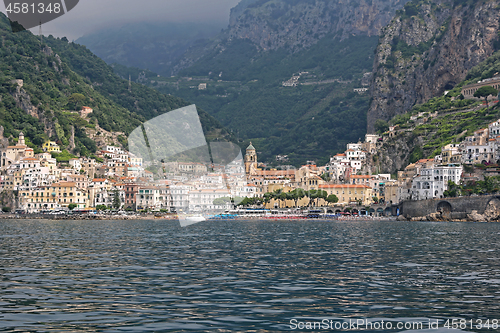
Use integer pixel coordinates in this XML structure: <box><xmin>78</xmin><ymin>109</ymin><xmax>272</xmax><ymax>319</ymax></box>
<box><xmin>75</xmin><ymin>21</ymin><xmax>225</xmax><ymax>77</ymax></box>
<box><xmin>173</xmin><ymin>0</ymin><xmax>409</xmax><ymax>74</ymax></box>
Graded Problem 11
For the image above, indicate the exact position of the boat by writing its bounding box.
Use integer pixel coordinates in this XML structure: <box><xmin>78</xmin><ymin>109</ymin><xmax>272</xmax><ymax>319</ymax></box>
<box><xmin>178</xmin><ymin>214</ymin><xmax>205</xmax><ymax>227</ymax></box>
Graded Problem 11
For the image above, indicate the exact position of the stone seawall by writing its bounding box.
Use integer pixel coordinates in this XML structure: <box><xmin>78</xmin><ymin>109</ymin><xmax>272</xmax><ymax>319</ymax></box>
<box><xmin>400</xmin><ymin>195</ymin><xmax>500</xmax><ymax>222</ymax></box>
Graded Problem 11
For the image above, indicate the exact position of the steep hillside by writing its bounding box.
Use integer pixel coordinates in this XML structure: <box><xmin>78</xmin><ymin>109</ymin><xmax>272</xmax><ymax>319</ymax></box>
<box><xmin>370</xmin><ymin>49</ymin><xmax>500</xmax><ymax>174</ymax></box>
<box><xmin>227</xmin><ymin>0</ymin><xmax>407</xmax><ymax>51</ymax></box>
<box><xmin>174</xmin><ymin>0</ymin><xmax>409</xmax><ymax>73</ymax></box>
<box><xmin>72</xmin><ymin>0</ymin><xmax>415</xmax><ymax>165</ymax></box>
<box><xmin>156</xmin><ymin>35</ymin><xmax>377</xmax><ymax>166</ymax></box>
<box><xmin>151</xmin><ymin>0</ymin><xmax>413</xmax><ymax>166</ymax></box>
<box><xmin>367</xmin><ymin>0</ymin><xmax>500</xmax><ymax>133</ymax></box>
<box><xmin>0</xmin><ymin>13</ymin><xmax>232</xmax><ymax>157</ymax></box>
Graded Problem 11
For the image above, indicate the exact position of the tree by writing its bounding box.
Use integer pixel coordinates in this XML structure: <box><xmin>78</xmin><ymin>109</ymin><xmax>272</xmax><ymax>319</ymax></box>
<box><xmin>316</xmin><ymin>190</ymin><xmax>328</xmax><ymax>206</ymax></box>
<box><xmin>68</xmin><ymin>93</ymin><xmax>86</xmax><ymax>110</ymax></box>
<box><xmin>374</xmin><ymin>119</ymin><xmax>389</xmax><ymax>134</ymax></box>
<box><xmin>326</xmin><ymin>194</ymin><xmax>339</xmax><ymax>205</ymax></box>
<box><xmin>305</xmin><ymin>189</ymin><xmax>317</xmax><ymax>207</ymax></box>
<box><xmin>306</xmin><ymin>189</ymin><xmax>327</xmax><ymax>207</ymax></box>
<box><xmin>213</xmin><ymin>197</ymin><xmax>232</xmax><ymax>206</ymax></box>
<box><xmin>279</xmin><ymin>191</ymin><xmax>289</xmax><ymax>208</ymax></box>
<box><xmin>372</xmin><ymin>196</ymin><xmax>379</xmax><ymax>204</ymax></box>
<box><xmin>272</xmin><ymin>189</ymin><xmax>283</xmax><ymax>208</ymax></box>
<box><xmin>112</xmin><ymin>190</ymin><xmax>121</xmax><ymax>209</ymax></box>
<box><xmin>474</xmin><ymin>86</ymin><xmax>499</xmax><ymax>107</ymax></box>
<box><xmin>238</xmin><ymin>197</ymin><xmax>256</xmax><ymax>207</ymax></box>
<box><xmin>68</xmin><ymin>203</ymin><xmax>77</xmax><ymax>210</ymax></box>
<box><xmin>289</xmin><ymin>188</ymin><xmax>306</xmax><ymax>208</ymax></box>
<box><xmin>263</xmin><ymin>192</ymin><xmax>273</xmax><ymax>206</ymax></box>
<box><xmin>96</xmin><ymin>204</ymin><xmax>108</xmax><ymax>211</ymax></box>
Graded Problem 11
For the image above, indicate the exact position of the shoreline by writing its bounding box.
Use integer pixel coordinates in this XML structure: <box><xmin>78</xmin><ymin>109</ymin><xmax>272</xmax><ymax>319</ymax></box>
<box><xmin>0</xmin><ymin>214</ymin><xmax>395</xmax><ymax>221</ymax></box>
<box><xmin>0</xmin><ymin>213</ymin><xmax>173</xmax><ymax>220</ymax></box>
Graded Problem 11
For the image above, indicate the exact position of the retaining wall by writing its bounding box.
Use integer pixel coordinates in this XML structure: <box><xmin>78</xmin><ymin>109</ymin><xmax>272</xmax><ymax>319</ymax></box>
<box><xmin>400</xmin><ymin>195</ymin><xmax>500</xmax><ymax>218</ymax></box>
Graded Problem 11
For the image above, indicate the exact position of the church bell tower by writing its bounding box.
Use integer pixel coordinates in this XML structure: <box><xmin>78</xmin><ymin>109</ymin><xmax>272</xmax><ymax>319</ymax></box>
<box><xmin>244</xmin><ymin>142</ymin><xmax>257</xmax><ymax>175</ymax></box>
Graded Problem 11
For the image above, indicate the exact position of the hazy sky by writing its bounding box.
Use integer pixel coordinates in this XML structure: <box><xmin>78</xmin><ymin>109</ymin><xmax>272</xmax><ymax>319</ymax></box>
<box><xmin>1</xmin><ymin>0</ymin><xmax>240</xmax><ymax>40</ymax></box>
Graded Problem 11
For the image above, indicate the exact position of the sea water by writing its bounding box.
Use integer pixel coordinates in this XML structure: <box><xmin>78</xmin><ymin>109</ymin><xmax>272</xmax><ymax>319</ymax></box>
<box><xmin>0</xmin><ymin>219</ymin><xmax>499</xmax><ymax>332</ymax></box>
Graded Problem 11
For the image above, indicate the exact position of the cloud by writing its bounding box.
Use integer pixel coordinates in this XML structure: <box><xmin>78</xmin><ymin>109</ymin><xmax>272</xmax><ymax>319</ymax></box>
<box><xmin>1</xmin><ymin>0</ymin><xmax>240</xmax><ymax>40</ymax></box>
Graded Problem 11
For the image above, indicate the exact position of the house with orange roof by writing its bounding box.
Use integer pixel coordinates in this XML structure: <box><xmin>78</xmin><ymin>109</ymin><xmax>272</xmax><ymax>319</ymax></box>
<box><xmin>347</xmin><ymin>174</ymin><xmax>374</xmax><ymax>186</ymax></box>
<box><xmin>67</xmin><ymin>174</ymin><xmax>89</xmax><ymax>190</ymax></box>
<box><xmin>79</xmin><ymin>106</ymin><xmax>93</xmax><ymax>118</ymax></box>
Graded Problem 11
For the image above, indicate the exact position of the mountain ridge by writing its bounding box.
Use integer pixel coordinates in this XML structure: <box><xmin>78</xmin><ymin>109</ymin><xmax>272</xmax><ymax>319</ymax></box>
<box><xmin>367</xmin><ymin>0</ymin><xmax>500</xmax><ymax>133</ymax></box>
<box><xmin>0</xmin><ymin>13</ymin><xmax>232</xmax><ymax>157</ymax></box>
<box><xmin>173</xmin><ymin>0</ymin><xmax>410</xmax><ymax>74</ymax></box>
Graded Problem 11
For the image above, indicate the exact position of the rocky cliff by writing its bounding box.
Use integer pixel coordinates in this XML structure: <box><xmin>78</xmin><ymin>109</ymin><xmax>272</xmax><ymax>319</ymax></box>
<box><xmin>367</xmin><ymin>0</ymin><xmax>500</xmax><ymax>133</ymax></box>
<box><xmin>226</xmin><ymin>0</ymin><xmax>409</xmax><ymax>51</ymax></box>
<box><xmin>174</xmin><ymin>0</ymin><xmax>409</xmax><ymax>73</ymax></box>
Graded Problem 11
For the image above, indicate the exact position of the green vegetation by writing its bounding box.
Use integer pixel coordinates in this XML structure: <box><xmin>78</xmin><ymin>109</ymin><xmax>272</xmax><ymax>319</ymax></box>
<box><xmin>150</xmin><ymin>35</ymin><xmax>378</xmax><ymax>166</ymax></box>
<box><xmin>213</xmin><ymin>196</ymin><xmax>242</xmax><ymax>206</ymax></box>
<box><xmin>67</xmin><ymin>93</ymin><xmax>85</xmax><ymax>110</ymax></box>
<box><xmin>44</xmin><ymin>33</ymin><xmax>232</xmax><ymax>141</ymax></box>
<box><xmin>50</xmin><ymin>150</ymin><xmax>77</xmax><ymax>163</ymax></box>
<box><xmin>326</xmin><ymin>194</ymin><xmax>339</xmax><ymax>204</ymax></box>
<box><xmin>112</xmin><ymin>189</ymin><xmax>121</xmax><ymax>209</ymax></box>
<box><xmin>375</xmin><ymin>119</ymin><xmax>389</xmax><ymax>134</ymax></box>
<box><xmin>382</xmin><ymin>48</ymin><xmax>500</xmax><ymax>169</ymax></box>
<box><xmin>0</xmin><ymin>13</ymin><xmax>232</xmax><ymax>160</ymax></box>
<box><xmin>237</xmin><ymin>196</ymin><xmax>263</xmax><ymax>207</ymax></box>
<box><xmin>474</xmin><ymin>86</ymin><xmax>499</xmax><ymax>107</ymax></box>
<box><xmin>68</xmin><ymin>203</ymin><xmax>77</xmax><ymax>210</ymax></box>
<box><xmin>111</xmin><ymin>63</ymin><xmax>158</xmax><ymax>82</ymax></box>
<box><xmin>252</xmin><ymin>188</ymin><xmax>332</xmax><ymax>208</ymax></box>
<box><xmin>465</xmin><ymin>46</ymin><xmax>500</xmax><ymax>82</ymax></box>
<box><xmin>75</xmin><ymin>21</ymin><xmax>224</xmax><ymax>76</ymax></box>
<box><xmin>444</xmin><ymin>177</ymin><xmax>500</xmax><ymax>197</ymax></box>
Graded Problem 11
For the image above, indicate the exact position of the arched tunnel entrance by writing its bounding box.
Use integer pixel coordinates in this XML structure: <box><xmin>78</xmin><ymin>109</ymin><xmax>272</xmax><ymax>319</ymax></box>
<box><xmin>437</xmin><ymin>201</ymin><xmax>452</xmax><ymax>213</ymax></box>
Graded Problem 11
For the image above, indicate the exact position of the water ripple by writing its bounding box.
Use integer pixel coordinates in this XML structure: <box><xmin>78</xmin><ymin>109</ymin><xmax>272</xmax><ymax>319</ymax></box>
<box><xmin>0</xmin><ymin>219</ymin><xmax>499</xmax><ymax>331</ymax></box>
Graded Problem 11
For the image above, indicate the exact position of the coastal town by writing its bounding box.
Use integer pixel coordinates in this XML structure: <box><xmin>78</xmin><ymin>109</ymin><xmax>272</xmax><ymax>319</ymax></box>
<box><xmin>1</xmin><ymin>97</ymin><xmax>500</xmax><ymax>216</ymax></box>
<box><xmin>0</xmin><ymin>76</ymin><xmax>499</xmax><ymax>216</ymax></box>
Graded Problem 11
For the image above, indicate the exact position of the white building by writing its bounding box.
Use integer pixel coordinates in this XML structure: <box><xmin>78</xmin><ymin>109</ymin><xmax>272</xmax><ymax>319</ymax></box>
<box><xmin>128</xmin><ymin>154</ymin><xmax>143</xmax><ymax>167</ymax></box>
<box><xmin>410</xmin><ymin>165</ymin><xmax>463</xmax><ymax>200</ymax></box>
<box><xmin>489</xmin><ymin>119</ymin><xmax>500</xmax><ymax>139</ymax></box>
<box><xmin>69</xmin><ymin>158</ymin><xmax>82</xmax><ymax>171</ymax></box>
<box><xmin>461</xmin><ymin>144</ymin><xmax>494</xmax><ymax>165</ymax></box>
<box><xmin>136</xmin><ymin>186</ymin><xmax>171</xmax><ymax>211</ymax></box>
<box><xmin>170</xmin><ymin>184</ymin><xmax>191</xmax><ymax>212</ymax></box>
<box><xmin>189</xmin><ymin>188</ymin><xmax>231</xmax><ymax>212</ymax></box>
